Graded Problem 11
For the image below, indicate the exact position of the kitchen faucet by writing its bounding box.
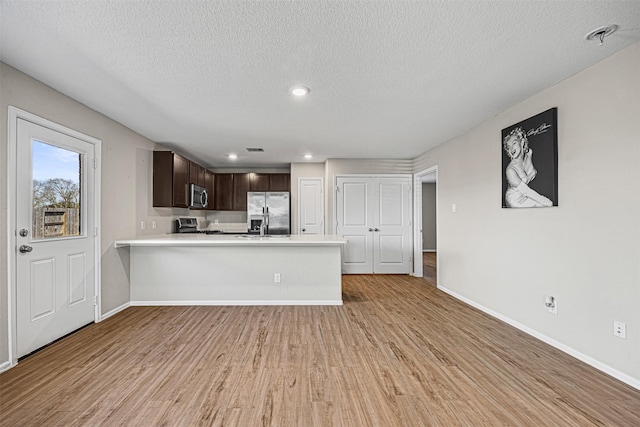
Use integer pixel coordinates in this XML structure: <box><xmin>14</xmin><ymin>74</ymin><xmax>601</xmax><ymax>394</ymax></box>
<box><xmin>260</xmin><ymin>207</ymin><xmax>268</xmax><ymax>236</ymax></box>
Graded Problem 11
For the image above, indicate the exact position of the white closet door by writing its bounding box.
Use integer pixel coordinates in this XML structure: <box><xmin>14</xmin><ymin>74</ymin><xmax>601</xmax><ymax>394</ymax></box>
<box><xmin>372</xmin><ymin>178</ymin><xmax>412</xmax><ymax>273</ymax></box>
<box><xmin>336</xmin><ymin>177</ymin><xmax>373</xmax><ymax>273</ymax></box>
<box><xmin>336</xmin><ymin>175</ymin><xmax>412</xmax><ymax>274</ymax></box>
<box><xmin>298</xmin><ymin>178</ymin><xmax>324</xmax><ymax>235</ymax></box>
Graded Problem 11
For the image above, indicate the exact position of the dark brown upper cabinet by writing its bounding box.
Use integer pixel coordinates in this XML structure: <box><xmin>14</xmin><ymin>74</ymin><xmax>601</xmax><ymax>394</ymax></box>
<box><xmin>204</xmin><ymin>170</ymin><xmax>215</xmax><ymax>210</ymax></box>
<box><xmin>249</xmin><ymin>173</ymin><xmax>270</xmax><ymax>191</ymax></box>
<box><xmin>153</xmin><ymin>151</ymin><xmax>190</xmax><ymax>208</ymax></box>
<box><xmin>249</xmin><ymin>173</ymin><xmax>290</xmax><ymax>192</ymax></box>
<box><xmin>189</xmin><ymin>161</ymin><xmax>206</xmax><ymax>187</ymax></box>
<box><xmin>214</xmin><ymin>173</ymin><xmax>234</xmax><ymax>211</ymax></box>
<box><xmin>233</xmin><ymin>173</ymin><xmax>250</xmax><ymax>211</ymax></box>
<box><xmin>269</xmin><ymin>174</ymin><xmax>290</xmax><ymax>192</ymax></box>
<box><xmin>213</xmin><ymin>173</ymin><xmax>252</xmax><ymax>211</ymax></box>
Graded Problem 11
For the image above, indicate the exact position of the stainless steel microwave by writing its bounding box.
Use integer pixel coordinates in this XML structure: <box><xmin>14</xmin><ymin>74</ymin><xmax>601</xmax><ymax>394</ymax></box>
<box><xmin>189</xmin><ymin>184</ymin><xmax>208</xmax><ymax>209</ymax></box>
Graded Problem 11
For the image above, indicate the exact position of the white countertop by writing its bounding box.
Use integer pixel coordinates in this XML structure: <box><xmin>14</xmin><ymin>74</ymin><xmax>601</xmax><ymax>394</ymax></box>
<box><xmin>114</xmin><ymin>233</ymin><xmax>347</xmax><ymax>248</ymax></box>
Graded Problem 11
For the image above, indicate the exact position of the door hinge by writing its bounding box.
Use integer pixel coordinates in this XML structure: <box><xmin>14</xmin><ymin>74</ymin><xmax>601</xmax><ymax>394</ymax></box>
<box><xmin>93</xmin><ymin>158</ymin><xmax>97</xmax><ymax>169</ymax></box>
<box><xmin>93</xmin><ymin>296</ymin><xmax>98</xmax><ymax>306</ymax></box>
<box><xmin>336</xmin><ymin>186</ymin><xmax>340</xmax><ymax>193</ymax></box>
<box><xmin>93</xmin><ymin>227</ymin><xmax>97</xmax><ymax>237</ymax></box>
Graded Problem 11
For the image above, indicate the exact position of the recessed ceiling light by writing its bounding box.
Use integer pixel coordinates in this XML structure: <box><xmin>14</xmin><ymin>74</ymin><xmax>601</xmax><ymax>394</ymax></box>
<box><xmin>304</xmin><ymin>154</ymin><xmax>313</xmax><ymax>159</ymax></box>
<box><xmin>291</xmin><ymin>86</ymin><xmax>310</xmax><ymax>97</ymax></box>
<box><xmin>585</xmin><ymin>25</ymin><xmax>618</xmax><ymax>45</ymax></box>
<box><xmin>228</xmin><ymin>153</ymin><xmax>238</xmax><ymax>160</ymax></box>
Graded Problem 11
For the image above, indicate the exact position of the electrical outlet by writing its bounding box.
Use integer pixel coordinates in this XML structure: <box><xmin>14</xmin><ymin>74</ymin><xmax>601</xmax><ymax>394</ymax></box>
<box><xmin>451</xmin><ymin>204</ymin><xmax>457</xmax><ymax>213</ymax></box>
<box><xmin>140</xmin><ymin>221</ymin><xmax>145</xmax><ymax>230</ymax></box>
<box><xmin>214</xmin><ymin>219</ymin><xmax>219</xmax><ymax>224</ymax></box>
<box><xmin>614</xmin><ymin>321</ymin><xmax>626</xmax><ymax>339</ymax></box>
<box><xmin>151</xmin><ymin>220</ymin><xmax>157</xmax><ymax>229</ymax></box>
<box><xmin>274</xmin><ymin>273</ymin><xmax>281</xmax><ymax>283</ymax></box>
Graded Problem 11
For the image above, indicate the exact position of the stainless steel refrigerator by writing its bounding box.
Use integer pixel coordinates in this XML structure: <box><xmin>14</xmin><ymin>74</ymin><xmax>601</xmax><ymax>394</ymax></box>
<box><xmin>247</xmin><ymin>192</ymin><xmax>290</xmax><ymax>235</ymax></box>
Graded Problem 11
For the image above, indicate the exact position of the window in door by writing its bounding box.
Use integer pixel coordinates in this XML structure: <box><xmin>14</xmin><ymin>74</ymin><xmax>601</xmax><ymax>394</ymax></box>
<box><xmin>31</xmin><ymin>140</ymin><xmax>83</xmax><ymax>239</ymax></box>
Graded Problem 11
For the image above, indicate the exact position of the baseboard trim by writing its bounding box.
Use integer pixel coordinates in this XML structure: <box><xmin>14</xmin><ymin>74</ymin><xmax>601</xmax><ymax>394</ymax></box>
<box><xmin>422</xmin><ymin>249</ymin><xmax>436</xmax><ymax>252</ymax></box>
<box><xmin>0</xmin><ymin>360</ymin><xmax>13</xmax><ymax>374</ymax></box>
<box><xmin>438</xmin><ymin>285</ymin><xmax>640</xmax><ymax>391</ymax></box>
<box><xmin>101</xmin><ymin>302</ymin><xmax>130</xmax><ymax>321</ymax></box>
<box><xmin>131</xmin><ymin>300</ymin><xmax>343</xmax><ymax>306</ymax></box>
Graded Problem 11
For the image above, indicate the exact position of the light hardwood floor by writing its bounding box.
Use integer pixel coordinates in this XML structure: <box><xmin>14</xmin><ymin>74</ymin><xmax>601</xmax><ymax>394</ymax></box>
<box><xmin>1</xmin><ymin>274</ymin><xmax>639</xmax><ymax>426</ymax></box>
<box><xmin>423</xmin><ymin>252</ymin><xmax>436</xmax><ymax>286</ymax></box>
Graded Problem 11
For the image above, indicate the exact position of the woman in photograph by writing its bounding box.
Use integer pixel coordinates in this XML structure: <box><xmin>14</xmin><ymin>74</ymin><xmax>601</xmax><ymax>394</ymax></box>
<box><xmin>503</xmin><ymin>127</ymin><xmax>553</xmax><ymax>208</ymax></box>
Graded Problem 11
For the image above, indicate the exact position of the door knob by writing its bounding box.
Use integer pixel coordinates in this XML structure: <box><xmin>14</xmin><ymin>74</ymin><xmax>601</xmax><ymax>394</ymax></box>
<box><xmin>374</xmin><ymin>228</ymin><xmax>379</xmax><ymax>232</ymax></box>
<box><xmin>19</xmin><ymin>229</ymin><xmax>29</xmax><ymax>237</ymax></box>
<box><xmin>368</xmin><ymin>228</ymin><xmax>373</xmax><ymax>232</ymax></box>
<box><xmin>19</xmin><ymin>245</ymin><xmax>33</xmax><ymax>253</ymax></box>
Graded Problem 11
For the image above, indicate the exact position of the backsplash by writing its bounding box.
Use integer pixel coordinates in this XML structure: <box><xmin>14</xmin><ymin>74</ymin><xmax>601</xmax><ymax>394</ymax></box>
<box><xmin>204</xmin><ymin>211</ymin><xmax>247</xmax><ymax>232</ymax></box>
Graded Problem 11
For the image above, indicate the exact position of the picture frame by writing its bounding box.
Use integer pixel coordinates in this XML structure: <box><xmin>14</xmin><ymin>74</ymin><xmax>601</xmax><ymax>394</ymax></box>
<box><xmin>501</xmin><ymin>108</ymin><xmax>558</xmax><ymax>208</ymax></box>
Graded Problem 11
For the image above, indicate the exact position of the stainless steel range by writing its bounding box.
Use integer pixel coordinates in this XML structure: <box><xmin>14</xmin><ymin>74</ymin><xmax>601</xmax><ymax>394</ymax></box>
<box><xmin>174</xmin><ymin>217</ymin><xmax>199</xmax><ymax>233</ymax></box>
<box><xmin>175</xmin><ymin>217</ymin><xmax>228</xmax><ymax>234</ymax></box>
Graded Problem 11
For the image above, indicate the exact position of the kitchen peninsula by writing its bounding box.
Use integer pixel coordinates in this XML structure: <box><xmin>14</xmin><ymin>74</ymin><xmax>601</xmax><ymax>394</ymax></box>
<box><xmin>114</xmin><ymin>234</ymin><xmax>346</xmax><ymax>305</ymax></box>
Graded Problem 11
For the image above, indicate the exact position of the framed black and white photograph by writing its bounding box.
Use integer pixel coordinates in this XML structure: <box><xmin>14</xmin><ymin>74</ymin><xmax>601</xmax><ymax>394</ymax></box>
<box><xmin>502</xmin><ymin>108</ymin><xmax>558</xmax><ymax>208</ymax></box>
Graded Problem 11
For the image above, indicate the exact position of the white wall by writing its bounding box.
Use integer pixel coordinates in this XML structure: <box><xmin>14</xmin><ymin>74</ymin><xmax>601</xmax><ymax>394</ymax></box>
<box><xmin>413</xmin><ymin>43</ymin><xmax>640</xmax><ymax>385</ymax></box>
<box><xmin>0</xmin><ymin>62</ymin><xmax>188</xmax><ymax>366</ymax></box>
<box><xmin>421</xmin><ymin>183</ymin><xmax>436</xmax><ymax>250</ymax></box>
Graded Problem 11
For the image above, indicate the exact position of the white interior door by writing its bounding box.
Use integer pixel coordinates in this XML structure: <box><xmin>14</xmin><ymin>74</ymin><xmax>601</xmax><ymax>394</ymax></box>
<box><xmin>336</xmin><ymin>177</ymin><xmax>373</xmax><ymax>273</ymax></box>
<box><xmin>372</xmin><ymin>179</ymin><xmax>412</xmax><ymax>273</ymax></box>
<box><xmin>298</xmin><ymin>178</ymin><xmax>324</xmax><ymax>235</ymax></box>
<box><xmin>336</xmin><ymin>175</ymin><xmax>412</xmax><ymax>274</ymax></box>
<box><xmin>16</xmin><ymin>118</ymin><xmax>96</xmax><ymax>357</ymax></box>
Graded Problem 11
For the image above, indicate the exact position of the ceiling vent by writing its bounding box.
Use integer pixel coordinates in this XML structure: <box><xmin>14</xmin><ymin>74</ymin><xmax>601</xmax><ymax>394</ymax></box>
<box><xmin>246</xmin><ymin>147</ymin><xmax>264</xmax><ymax>152</ymax></box>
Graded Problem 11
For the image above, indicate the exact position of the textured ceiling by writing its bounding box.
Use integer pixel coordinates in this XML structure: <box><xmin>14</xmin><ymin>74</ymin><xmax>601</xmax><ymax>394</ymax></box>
<box><xmin>2</xmin><ymin>1</ymin><xmax>640</xmax><ymax>167</ymax></box>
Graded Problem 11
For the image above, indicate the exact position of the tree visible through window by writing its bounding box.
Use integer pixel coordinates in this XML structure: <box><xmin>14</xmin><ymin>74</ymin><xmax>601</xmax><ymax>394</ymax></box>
<box><xmin>32</xmin><ymin>140</ymin><xmax>82</xmax><ymax>238</ymax></box>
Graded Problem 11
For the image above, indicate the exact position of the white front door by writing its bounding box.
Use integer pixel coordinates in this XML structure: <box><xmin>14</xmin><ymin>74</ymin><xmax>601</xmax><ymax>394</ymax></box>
<box><xmin>15</xmin><ymin>118</ymin><xmax>97</xmax><ymax>357</ymax></box>
<box><xmin>336</xmin><ymin>176</ymin><xmax>412</xmax><ymax>274</ymax></box>
<box><xmin>298</xmin><ymin>178</ymin><xmax>324</xmax><ymax>234</ymax></box>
